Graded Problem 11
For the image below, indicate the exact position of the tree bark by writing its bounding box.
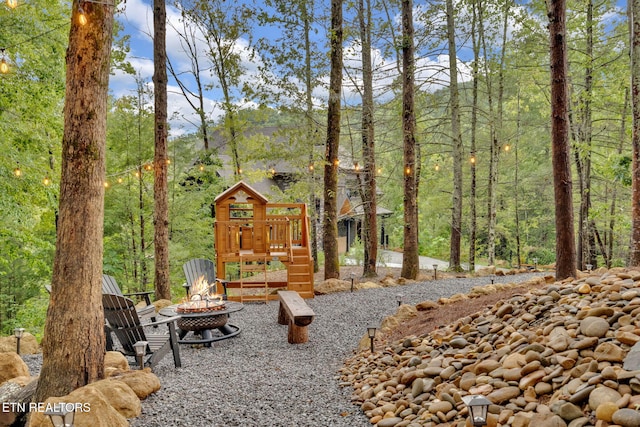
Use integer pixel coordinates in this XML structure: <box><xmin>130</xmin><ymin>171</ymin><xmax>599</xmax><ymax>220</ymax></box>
<box><xmin>154</xmin><ymin>0</ymin><xmax>171</xmax><ymax>300</ymax></box>
<box><xmin>446</xmin><ymin>0</ymin><xmax>463</xmax><ymax>272</ymax></box>
<box><xmin>359</xmin><ymin>0</ymin><xmax>378</xmax><ymax>278</ymax></box>
<box><xmin>548</xmin><ymin>0</ymin><xmax>577</xmax><ymax>279</ymax></box>
<box><xmin>400</xmin><ymin>0</ymin><xmax>419</xmax><ymax>280</ymax></box>
<box><xmin>323</xmin><ymin>0</ymin><xmax>343</xmax><ymax>280</ymax></box>
<box><xmin>630</xmin><ymin>0</ymin><xmax>640</xmax><ymax>266</ymax></box>
<box><xmin>469</xmin><ymin>0</ymin><xmax>480</xmax><ymax>273</ymax></box>
<box><xmin>34</xmin><ymin>0</ymin><xmax>114</xmax><ymax>401</ymax></box>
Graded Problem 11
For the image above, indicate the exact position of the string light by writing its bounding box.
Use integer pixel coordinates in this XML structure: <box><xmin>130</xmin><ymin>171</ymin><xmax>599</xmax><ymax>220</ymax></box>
<box><xmin>470</xmin><ymin>155</ymin><xmax>476</xmax><ymax>164</ymax></box>
<box><xmin>77</xmin><ymin>4</ymin><xmax>88</xmax><ymax>26</ymax></box>
<box><xmin>13</xmin><ymin>164</ymin><xmax>21</xmax><ymax>177</ymax></box>
<box><xmin>333</xmin><ymin>159</ymin><xmax>339</xmax><ymax>166</ymax></box>
<box><xmin>0</xmin><ymin>49</ymin><xmax>8</xmax><ymax>74</ymax></box>
<box><xmin>308</xmin><ymin>163</ymin><xmax>314</xmax><ymax>172</ymax></box>
<box><xmin>434</xmin><ymin>164</ymin><xmax>440</xmax><ymax>171</ymax></box>
<box><xmin>104</xmin><ymin>181</ymin><xmax>109</xmax><ymax>188</ymax></box>
<box><xmin>354</xmin><ymin>162</ymin><xmax>360</xmax><ymax>173</ymax></box>
<box><xmin>43</xmin><ymin>177</ymin><xmax>51</xmax><ymax>186</ymax></box>
<box><xmin>404</xmin><ymin>166</ymin><xmax>411</xmax><ymax>175</ymax></box>
<box><xmin>6</xmin><ymin>0</ymin><xmax>17</xmax><ymax>9</ymax></box>
<box><xmin>377</xmin><ymin>167</ymin><xmax>382</xmax><ymax>175</ymax></box>
<box><xmin>504</xmin><ymin>144</ymin><xmax>511</xmax><ymax>152</ymax></box>
<box><xmin>237</xmin><ymin>168</ymin><xmax>242</xmax><ymax>174</ymax></box>
<box><xmin>198</xmin><ymin>164</ymin><xmax>204</xmax><ymax>171</ymax></box>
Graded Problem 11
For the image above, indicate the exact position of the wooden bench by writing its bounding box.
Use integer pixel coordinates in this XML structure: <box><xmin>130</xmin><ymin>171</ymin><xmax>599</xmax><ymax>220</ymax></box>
<box><xmin>277</xmin><ymin>290</ymin><xmax>315</xmax><ymax>344</ymax></box>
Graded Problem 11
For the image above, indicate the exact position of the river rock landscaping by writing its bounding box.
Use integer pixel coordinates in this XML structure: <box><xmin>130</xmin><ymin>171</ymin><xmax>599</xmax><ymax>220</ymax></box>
<box><xmin>339</xmin><ymin>269</ymin><xmax>640</xmax><ymax>427</ymax></box>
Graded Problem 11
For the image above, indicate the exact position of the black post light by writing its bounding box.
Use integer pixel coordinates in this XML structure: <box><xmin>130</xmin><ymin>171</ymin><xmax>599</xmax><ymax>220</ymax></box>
<box><xmin>586</xmin><ymin>264</ymin><xmax>593</xmax><ymax>272</ymax></box>
<box><xmin>133</xmin><ymin>341</ymin><xmax>148</xmax><ymax>370</ymax></box>
<box><xmin>396</xmin><ymin>294</ymin><xmax>404</xmax><ymax>306</ymax></box>
<box><xmin>533</xmin><ymin>257</ymin><xmax>538</xmax><ymax>269</ymax></box>
<box><xmin>367</xmin><ymin>326</ymin><xmax>377</xmax><ymax>353</ymax></box>
<box><xmin>14</xmin><ymin>327</ymin><xmax>25</xmax><ymax>355</ymax></box>
<box><xmin>462</xmin><ymin>395</ymin><xmax>491</xmax><ymax>427</ymax></box>
<box><xmin>350</xmin><ymin>272</ymin><xmax>355</xmax><ymax>292</ymax></box>
<box><xmin>44</xmin><ymin>405</ymin><xmax>75</xmax><ymax>427</ymax></box>
<box><xmin>433</xmin><ymin>264</ymin><xmax>438</xmax><ymax>280</ymax></box>
<box><xmin>489</xmin><ymin>274</ymin><xmax>495</xmax><ymax>285</ymax></box>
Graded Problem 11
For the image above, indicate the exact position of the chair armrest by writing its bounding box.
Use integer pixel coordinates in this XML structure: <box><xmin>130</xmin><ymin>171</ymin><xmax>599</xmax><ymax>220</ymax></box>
<box><xmin>141</xmin><ymin>315</ymin><xmax>181</xmax><ymax>328</ymax></box>
<box><xmin>216</xmin><ymin>278</ymin><xmax>228</xmax><ymax>300</ymax></box>
<box><xmin>123</xmin><ymin>290</ymin><xmax>154</xmax><ymax>306</ymax></box>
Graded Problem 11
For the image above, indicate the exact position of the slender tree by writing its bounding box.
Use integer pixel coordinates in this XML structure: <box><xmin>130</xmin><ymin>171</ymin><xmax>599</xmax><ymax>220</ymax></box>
<box><xmin>323</xmin><ymin>0</ymin><xmax>343</xmax><ymax>280</ymax></box>
<box><xmin>630</xmin><ymin>0</ymin><xmax>640</xmax><ymax>266</ymax></box>
<box><xmin>34</xmin><ymin>0</ymin><xmax>114</xmax><ymax>401</ymax></box>
<box><xmin>446</xmin><ymin>0</ymin><xmax>463</xmax><ymax>272</ymax></box>
<box><xmin>400</xmin><ymin>0</ymin><xmax>419</xmax><ymax>279</ymax></box>
<box><xmin>153</xmin><ymin>0</ymin><xmax>171</xmax><ymax>300</ymax></box>
<box><xmin>358</xmin><ymin>0</ymin><xmax>378</xmax><ymax>278</ymax></box>
<box><xmin>548</xmin><ymin>0</ymin><xmax>577</xmax><ymax>279</ymax></box>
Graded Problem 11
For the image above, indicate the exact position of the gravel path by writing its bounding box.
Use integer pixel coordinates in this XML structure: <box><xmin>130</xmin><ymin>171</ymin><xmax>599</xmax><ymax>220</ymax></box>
<box><xmin>24</xmin><ymin>273</ymin><xmax>543</xmax><ymax>427</ymax></box>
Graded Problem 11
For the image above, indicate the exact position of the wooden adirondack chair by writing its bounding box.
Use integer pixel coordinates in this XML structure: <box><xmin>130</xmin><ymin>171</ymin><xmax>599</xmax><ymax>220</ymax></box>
<box><xmin>102</xmin><ymin>274</ymin><xmax>156</xmax><ymax>320</ymax></box>
<box><xmin>182</xmin><ymin>258</ymin><xmax>228</xmax><ymax>299</ymax></box>
<box><xmin>103</xmin><ymin>293</ymin><xmax>182</xmax><ymax>368</ymax></box>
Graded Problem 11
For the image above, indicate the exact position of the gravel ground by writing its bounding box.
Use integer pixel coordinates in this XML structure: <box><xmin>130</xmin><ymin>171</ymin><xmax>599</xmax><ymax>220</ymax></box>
<box><xmin>23</xmin><ymin>273</ymin><xmax>543</xmax><ymax>427</ymax></box>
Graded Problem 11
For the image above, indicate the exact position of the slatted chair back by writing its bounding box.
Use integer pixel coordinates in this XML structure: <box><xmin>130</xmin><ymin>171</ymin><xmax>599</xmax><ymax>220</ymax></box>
<box><xmin>102</xmin><ymin>293</ymin><xmax>182</xmax><ymax>368</ymax></box>
<box><xmin>183</xmin><ymin>258</ymin><xmax>227</xmax><ymax>297</ymax></box>
<box><xmin>102</xmin><ymin>274</ymin><xmax>123</xmax><ymax>296</ymax></box>
<box><xmin>102</xmin><ymin>293</ymin><xmax>146</xmax><ymax>355</ymax></box>
<box><xmin>102</xmin><ymin>274</ymin><xmax>156</xmax><ymax>320</ymax></box>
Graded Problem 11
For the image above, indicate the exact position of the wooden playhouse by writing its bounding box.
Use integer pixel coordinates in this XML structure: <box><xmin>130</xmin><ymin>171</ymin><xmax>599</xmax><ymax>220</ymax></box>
<box><xmin>213</xmin><ymin>181</ymin><xmax>314</xmax><ymax>302</ymax></box>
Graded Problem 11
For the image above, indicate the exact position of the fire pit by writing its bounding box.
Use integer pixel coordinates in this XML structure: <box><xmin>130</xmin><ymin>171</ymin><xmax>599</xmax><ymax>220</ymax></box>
<box><xmin>176</xmin><ymin>299</ymin><xmax>228</xmax><ymax>331</ymax></box>
<box><xmin>159</xmin><ymin>301</ymin><xmax>243</xmax><ymax>347</ymax></box>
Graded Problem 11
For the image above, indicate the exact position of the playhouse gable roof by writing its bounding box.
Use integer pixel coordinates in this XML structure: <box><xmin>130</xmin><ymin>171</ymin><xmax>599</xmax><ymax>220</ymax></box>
<box><xmin>214</xmin><ymin>181</ymin><xmax>269</xmax><ymax>204</ymax></box>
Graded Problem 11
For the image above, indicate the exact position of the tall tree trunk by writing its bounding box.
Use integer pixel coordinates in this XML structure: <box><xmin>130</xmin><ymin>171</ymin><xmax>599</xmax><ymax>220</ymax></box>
<box><xmin>469</xmin><ymin>0</ymin><xmax>480</xmax><ymax>273</ymax></box>
<box><xmin>548</xmin><ymin>0</ymin><xmax>577</xmax><ymax>279</ymax></box>
<box><xmin>446</xmin><ymin>0</ymin><xmax>463</xmax><ymax>272</ymax></box>
<box><xmin>323</xmin><ymin>0</ymin><xmax>343</xmax><ymax>280</ymax></box>
<box><xmin>154</xmin><ymin>0</ymin><xmax>171</xmax><ymax>300</ymax></box>
<box><xmin>609</xmin><ymin>88</ymin><xmax>628</xmax><ymax>267</ymax></box>
<box><xmin>400</xmin><ymin>0</ymin><xmax>419</xmax><ymax>280</ymax></box>
<box><xmin>303</xmin><ymin>4</ymin><xmax>320</xmax><ymax>273</ymax></box>
<box><xmin>630</xmin><ymin>0</ymin><xmax>640</xmax><ymax>266</ymax></box>
<box><xmin>359</xmin><ymin>0</ymin><xmax>378</xmax><ymax>278</ymax></box>
<box><xmin>515</xmin><ymin>89</ymin><xmax>522</xmax><ymax>268</ymax></box>
<box><xmin>34</xmin><ymin>1</ymin><xmax>114</xmax><ymax>401</ymax></box>
<box><xmin>574</xmin><ymin>0</ymin><xmax>594</xmax><ymax>270</ymax></box>
<box><xmin>477</xmin><ymin>0</ymin><xmax>497</xmax><ymax>266</ymax></box>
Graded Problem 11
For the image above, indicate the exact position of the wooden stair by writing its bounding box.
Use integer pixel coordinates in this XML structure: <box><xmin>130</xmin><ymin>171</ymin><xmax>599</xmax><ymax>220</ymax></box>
<box><xmin>239</xmin><ymin>255</ymin><xmax>268</xmax><ymax>303</ymax></box>
<box><xmin>287</xmin><ymin>247</ymin><xmax>314</xmax><ymax>298</ymax></box>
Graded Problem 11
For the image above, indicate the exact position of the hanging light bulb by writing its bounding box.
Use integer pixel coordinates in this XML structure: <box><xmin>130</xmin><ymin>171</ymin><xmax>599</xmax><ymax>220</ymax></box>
<box><xmin>434</xmin><ymin>164</ymin><xmax>440</xmax><ymax>171</ymax></box>
<box><xmin>470</xmin><ymin>155</ymin><xmax>476</xmax><ymax>164</ymax></box>
<box><xmin>308</xmin><ymin>163</ymin><xmax>314</xmax><ymax>172</ymax></box>
<box><xmin>117</xmin><ymin>177</ymin><xmax>123</xmax><ymax>184</ymax></box>
<box><xmin>504</xmin><ymin>144</ymin><xmax>511</xmax><ymax>152</ymax></box>
<box><xmin>6</xmin><ymin>0</ymin><xmax>17</xmax><ymax>9</ymax></box>
<box><xmin>77</xmin><ymin>4</ymin><xmax>88</xmax><ymax>26</ymax></box>
<box><xmin>13</xmin><ymin>165</ymin><xmax>21</xmax><ymax>177</ymax></box>
<box><xmin>0</xmin><ymin>49</ymin><xmax>8</xmax><ymax>74</ymax></box>
<box><xmin>404</xmin><ymin>165</ymin><xmax>411</xmax><ymax>175</ymax></box>
<box><xmin>104</xmin><ymin>181</ymin><xmax>110</xmax><ymax>188</ymax></box>
<box><xmin>43</xmin><ymin>177</ymin><xmax>51</xmax><ymax>186</ymax></box>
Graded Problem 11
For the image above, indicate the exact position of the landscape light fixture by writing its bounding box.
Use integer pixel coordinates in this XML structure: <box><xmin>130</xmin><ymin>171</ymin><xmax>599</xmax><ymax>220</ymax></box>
<box><xmin>367</xmin><ymin>327</ymin><xmax>377</xmax><ymax>353</ymax></box>
<box><xmin>350</xmin><ymin>272</ymin><xmax>355</xmax><ymax>292</ymax></box>
<box><xmin>396</xmin><ymin>294</ymin><xmax>404</xmax><ymax>306</ymax></box>
<box><xmin>462</xmin><ymin>395</ymin><xmax>491</xmax><ymax>427</ymax></box>
<box><xmin>533</xmin><ymin>257</ymin><xmax>538</xmax><ymax>269</ymax></box>
<box><xmin>433</xmin><ymin>264</ymin><xmax>438</xmax><ymax>280</ymax></box>
<box><xmin>133</xmin><ymin>341</ymin><xmax>148</xmax><ymax>370</ymax></box>
<box><xmin>490</xmin><ymin>274</ymin><xmax>495</xmax><ymax>285</ymax></box>
<box><xmin>44</xmin><ymin>404</ymin><xmax>75</xmax><ymax>427</ymax></box>
<box><xmin>586</xmin><ymin>264</ymin><xmax>593</xmax><ymax>272</ymax></box>
<box><xmin>14</xmin><ymin>327</ymin><xmax>24</xmax><ymax>355</ymax></box>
